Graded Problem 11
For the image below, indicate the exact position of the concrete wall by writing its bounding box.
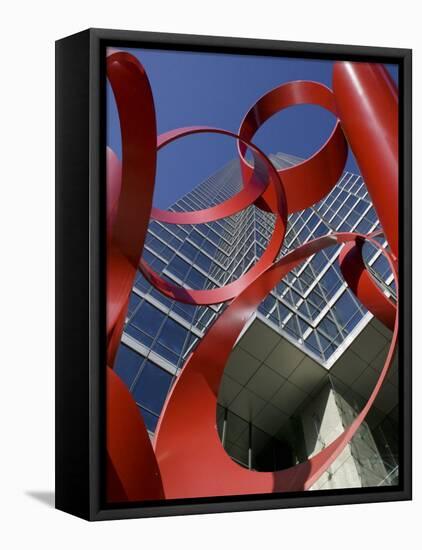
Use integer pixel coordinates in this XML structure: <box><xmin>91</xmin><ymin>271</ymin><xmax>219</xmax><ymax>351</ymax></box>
<box><xmin>299</xmin><ymin>383</ymin><xmax>388</xmax><ymax>490</ymax></box>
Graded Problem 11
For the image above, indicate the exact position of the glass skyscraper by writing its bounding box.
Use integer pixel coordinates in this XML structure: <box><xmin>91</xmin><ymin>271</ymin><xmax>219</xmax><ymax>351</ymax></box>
<box><xmin>113</xmin><ymin>153</ymin><xmax>398</xmax><ymax>489</ymax></box>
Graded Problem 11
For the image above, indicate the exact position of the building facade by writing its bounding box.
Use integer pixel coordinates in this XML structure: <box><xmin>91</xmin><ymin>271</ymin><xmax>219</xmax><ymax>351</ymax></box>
<box><xmin>113</xmin><ymin>153</ymin><xmax>399</xmax><ymax>490</ymax></box>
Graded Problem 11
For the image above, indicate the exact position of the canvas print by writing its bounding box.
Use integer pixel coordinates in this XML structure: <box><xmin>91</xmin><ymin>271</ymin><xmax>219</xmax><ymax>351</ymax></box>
<box><xmin>105</xmin><ymin>46</ymin><xmax>399</xmax><ymax>504</ymax></box>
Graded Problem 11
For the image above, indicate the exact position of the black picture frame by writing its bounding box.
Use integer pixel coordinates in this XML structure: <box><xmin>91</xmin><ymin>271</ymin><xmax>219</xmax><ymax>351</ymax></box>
<box><xmin>55</xmin><ymin>28</ymin><xmax>412</xmax><ymax>521</ymax></box>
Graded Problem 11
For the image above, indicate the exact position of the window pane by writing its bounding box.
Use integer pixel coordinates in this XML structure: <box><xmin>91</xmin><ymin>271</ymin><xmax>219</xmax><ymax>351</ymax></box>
<box><xmin>186</xmin><ymin>268</ymin><xmax>206</xmax><ymax>289</ymax></box>
<box><xmin>131</xmin><ymin>301</ymin><xmax>164</xmax><ymax>337</ymax></box>
<box><xmin>134</xmin><ymin>271</ymin><xmax>150</xmax><ymax>292</ymax></box>
<box><xmin>332</xmin><ymin>290</ymin><xmax>364</xmax><ymax>331</ymax></box>
<box><xmin>125</xmin><ymin>324</ymin><xmax>154</xmax><ymax>347</ymax></box>
<box><xmin>127</xmin><ymin>292</ymin><xmax>141</xmax><ymax>316</ymax></box>
<box><xmin>114</xmin><ymin>344</ymin><xmax>143</xmax><ymax>388</ymax></box>
<box><xmin>172</xmin><ymin>301</ymin><xmax>196</xmax><ymax>322</ymax></box>
<box><xmin>138</xmin><ymin>406</ymin><xmax>159</xmax><ymax>432</ymax></box>
<box><xmin>180</xmin><ymin>241</ymin><xmax>198</xmax><ymax>260</ymax></box>
<box><xmin>195</xmin><ymin>251</ymin><xmax>212</xmax><ymax>271</ymax></box>
<box><xmin>168</xmin><ymin>255</ymin><xmax>190</xmax><ymax>280</ymax></box>
<box><xmin>133</xmin><ymin>361</ymin><xmax>172</xmax><ymax>414</ymax></box>
<box><xmin>157</xmin><ymin>317</ymin><xmax>188</xmax><ymax>355</ymax></box>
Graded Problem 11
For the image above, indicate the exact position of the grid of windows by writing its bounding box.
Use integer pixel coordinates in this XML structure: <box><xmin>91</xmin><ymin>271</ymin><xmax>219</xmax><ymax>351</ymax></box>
<box><xmin>113</xmin><ymin>153</ymin><xmax>393</xmax><ymax>432</ymax></box>
<box><xmin>256</xmin><ymin>154</ymin><xmax>394</xmax><ymax>361</ymax></box>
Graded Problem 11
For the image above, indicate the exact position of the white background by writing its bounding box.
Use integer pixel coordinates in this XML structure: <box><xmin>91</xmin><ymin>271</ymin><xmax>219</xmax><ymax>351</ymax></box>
<box><xmin>0</xmin><ymin>1</ymin><xmax>419</xmax><ymax>548</ymax></box>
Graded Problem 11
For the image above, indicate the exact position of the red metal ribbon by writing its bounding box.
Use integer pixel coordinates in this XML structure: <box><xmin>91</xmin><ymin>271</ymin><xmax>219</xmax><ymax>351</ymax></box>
<box><xmin>154</xmin><ymin>233</ymin><xmax>397</xmax><ymax>498</ymax></box>
<box><xmin>105</xmin><ymin>51</ymin><xmax>398</xmax><ymax>502</ymax></box>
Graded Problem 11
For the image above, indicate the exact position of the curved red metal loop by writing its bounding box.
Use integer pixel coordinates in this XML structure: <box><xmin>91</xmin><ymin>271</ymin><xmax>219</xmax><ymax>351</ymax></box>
<box><xmin>153</xmin><ymin>233</ymin><xmax>398</xmax><ymax>498</ymax></box>
<box><xmin>139</xmin><ymin>212</ymin><xmax>285</xmax><ymax>305</ymax></box>
<box><xmin>151</xmin><ymin>127</ymin><xmax>277</xmax><ymax>225</ymax></box>
<box><xmin>339</xmin><ymin>237</ymin><xmax>396</xmax><ymax>331</ymax></box>
<box><xmin>106</xmin><ymin>51</ymin><xmax>162</xmax><ymax>502</ymax></box>
<box><xmin>138</xmin><ymin>127</ymin><xmax>288</xmax><ymax>305</ymax></box>
<box><xmin>106</xmin><ymin>52</ymin><xmax>157</xmax><ymax>343</ymax></box>
<box><xmin>237</xmin><ymin>80</ymin><xmax>348</xmax><ymax>213</ymax></box>
<box><xmin>105</xmin><ymin>51</ymin><xmax>400</xmax><ymax>502</ymax></box>
<box><xmin>107</xmin><ymin>367</ymin><xmax>165</xmax><ymax>502</ymax></box>
<box><xmin>106</xmin><ymin>146</ymin><xmax>122</xmax><ymax>242</ymax></box>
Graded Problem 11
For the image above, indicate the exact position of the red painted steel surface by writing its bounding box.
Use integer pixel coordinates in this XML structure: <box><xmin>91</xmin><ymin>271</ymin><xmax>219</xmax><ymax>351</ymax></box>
<box><xmin>154</xmin><ymin>233</ymin><xmax>397</xmax><ymax>498</ymax></box>
<box><xmin>139</xmin><ymin>127</ymin><xmax>288</xmax><ymax>305</ymax></box>
<box><xmin>105</xmin><ymin>51</ymin><xmax>399</xmax><ymax>502</ymax></box>
<box><xmin>106</xmin><ymin>52</ymin><xmax>162</xmax><ymax>502</ymax></box>
<box><xmin>151</xmin><ymin>127</ymin><xmax>278</xmax><ymax>225</ymax></box>
<box><xmin>107</xmin><ymin>368</ymin><xmax>164</xmax><ymax>501</ymax></box>
<box><xmin>237</xmin><ymin>81</ymin><xmax>348</xmax><ymax>213</ymax></box>
<box><xmin>339</xmin><ymin>239</ymin><xmax>396</xmax><ymax>331</ymax></box>
<box><xmin>332</xmin><ymin>63</ymin><xmax>399</xmax><ymax>259</ymax></box>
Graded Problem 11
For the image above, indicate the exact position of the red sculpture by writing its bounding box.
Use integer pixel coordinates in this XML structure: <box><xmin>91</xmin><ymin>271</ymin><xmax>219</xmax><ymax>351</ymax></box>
<box><xmin>333</xmin><ymin>63</ymin><xmax>399</xmax><ymax>259</ymax></box>
<box><xmin>105</xmin><ymin>51</ymin><xmax>398</xmax><ymax>502</ymax></box>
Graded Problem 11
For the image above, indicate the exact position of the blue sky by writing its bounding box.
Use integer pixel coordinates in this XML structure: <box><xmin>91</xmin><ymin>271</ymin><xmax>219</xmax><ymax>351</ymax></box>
<box><xmin>107</xmin><ymin>48</ymin><xmax>398</xmax><ymax>209</ymax></box>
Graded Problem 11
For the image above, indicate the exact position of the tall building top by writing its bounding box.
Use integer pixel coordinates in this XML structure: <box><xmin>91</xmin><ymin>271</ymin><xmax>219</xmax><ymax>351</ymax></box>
<box><xmin>140</xmin><ymin>152</ymin><xmax>393</xmax><ymax>367</ymax></box>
